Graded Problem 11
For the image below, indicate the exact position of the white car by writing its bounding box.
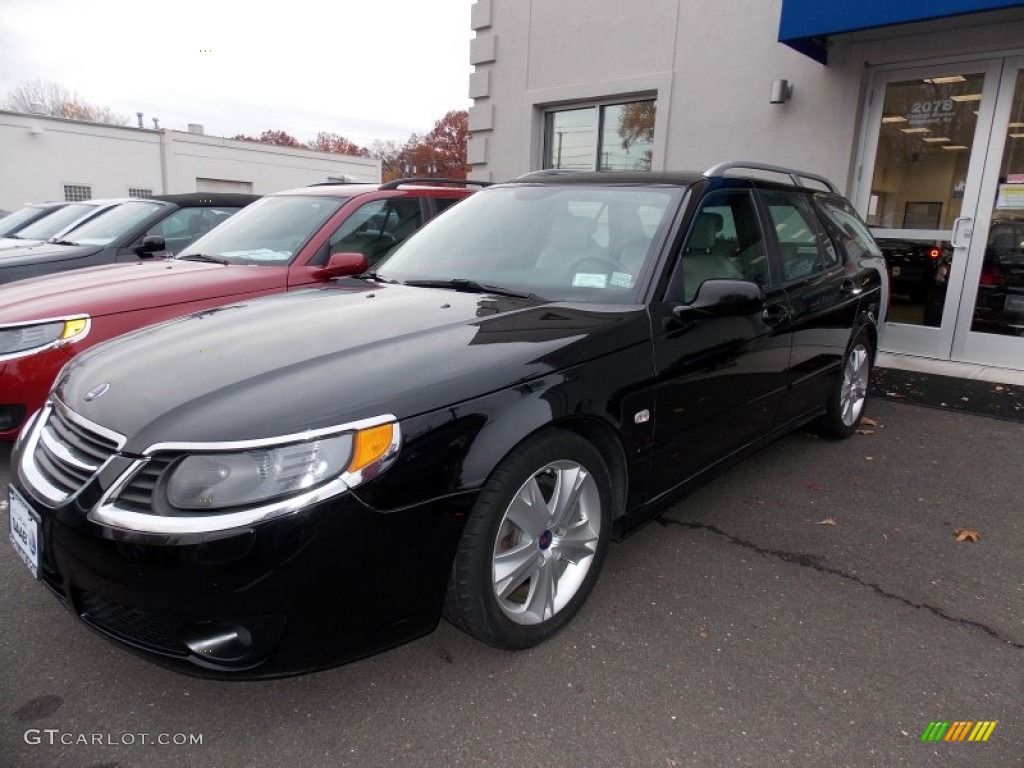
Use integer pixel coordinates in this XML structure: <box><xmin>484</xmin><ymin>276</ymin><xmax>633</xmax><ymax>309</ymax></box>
<box><xmin>0</xmin><ymin>199</ymin><xmax>132</xmax><ymax>250</ymax></box>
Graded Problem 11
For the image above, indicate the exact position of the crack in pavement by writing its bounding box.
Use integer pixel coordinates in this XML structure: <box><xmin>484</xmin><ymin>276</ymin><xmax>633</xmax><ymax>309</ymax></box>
<box><xmin>657</xmin><ymin>517</ymin><xmax>1024</xmax><ymax>651</ymax></box>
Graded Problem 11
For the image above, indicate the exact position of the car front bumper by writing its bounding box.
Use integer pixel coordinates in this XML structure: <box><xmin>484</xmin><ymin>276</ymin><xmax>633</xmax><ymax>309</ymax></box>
<box><xmin>9</xmin><ymin>472</ymin><xmax>472</xmax><ymax>678</ymax></box>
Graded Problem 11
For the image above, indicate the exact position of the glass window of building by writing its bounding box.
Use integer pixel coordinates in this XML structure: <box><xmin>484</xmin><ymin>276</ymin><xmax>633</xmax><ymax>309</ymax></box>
<box><xmin>544</xmin><ymin>100</ymin><xmax>655</xmax><ymax>172</ymax></box>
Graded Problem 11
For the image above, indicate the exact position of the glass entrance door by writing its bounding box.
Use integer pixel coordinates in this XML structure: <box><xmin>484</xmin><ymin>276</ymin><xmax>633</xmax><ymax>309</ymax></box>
<box><xmin>856</xmin><ymin>60</ymin><xmax>1001</xmax><ymax>359</ymax></box>
<box><xmin>950</xmin><ymin>59</ymin><xmax>1024</xmax><ymax>367</ymax></box>
<box><xmin>857</xmin><ymin>57</ymin><xmax>1024</xmax><ymax>369</ymax></box>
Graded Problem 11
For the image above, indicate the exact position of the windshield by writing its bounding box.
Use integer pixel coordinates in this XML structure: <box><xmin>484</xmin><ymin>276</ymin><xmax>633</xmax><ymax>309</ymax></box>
<box><xmin>61</xmin><ymin>201</ymin><xmax>162</xmax><ymax>246</ymax></box>
<box><xmin>16</xmin><ymin>203</ymin><xmax>99</xmax><ymax>239</ymax></box>
<box><xmin>177</xmin><ymin>195</ymin><xmax>346</xmax><ymax>265</ymax></box>
<box><xmin>377</xmin><ymin>184</ymin><xmax>681</xmax><ymax>303</ymax></box>
<box><xmin>0</xmin><ymin>205</ymin><xmax>52</xmax><ymax>237</ymax></box>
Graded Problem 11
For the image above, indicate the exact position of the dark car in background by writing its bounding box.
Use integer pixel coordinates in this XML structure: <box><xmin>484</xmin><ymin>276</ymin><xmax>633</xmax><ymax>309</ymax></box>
<box><xmin>9</xmin><ymin>162</ymin><xmax>886</xmax><ymax>678</ymax></box>
<box><xmin>0</xmin><ymin>180</ymin><xmax>479</xmax><ymax>439</ymax></box>
<box><xmin>876</xmin><ymin>237</ymin><xmax>945</xmax><ymax>302</ymax></box>
<box><xmin>0</xmin><ymin>193</ymin><xmax>259</xmax><ymax>284</ymax></box>
<box><xmin>925</xmin><ymin>217</ymin><xmax>1024</xmax><ymax>332</ymax></box>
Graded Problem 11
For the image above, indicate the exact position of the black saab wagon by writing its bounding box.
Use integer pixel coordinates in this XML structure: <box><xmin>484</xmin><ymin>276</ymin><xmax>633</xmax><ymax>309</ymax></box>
<box><xmin>9</xmin><ymin>162</ymin><xmax>887</xmax><ymax>677</ymax></box>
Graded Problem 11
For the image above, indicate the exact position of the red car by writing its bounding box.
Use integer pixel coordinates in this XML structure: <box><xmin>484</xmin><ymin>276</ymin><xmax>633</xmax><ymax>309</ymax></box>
<box><xmin>0</xmin><ymin>180</ymin><xmax>479</xmax><ymax>439</ymax></box>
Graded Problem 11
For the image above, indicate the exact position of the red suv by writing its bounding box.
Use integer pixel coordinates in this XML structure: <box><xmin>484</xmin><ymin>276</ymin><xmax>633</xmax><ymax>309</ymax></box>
<box><xmin>0</xmin><ymin>180</ymin><xmax>480</xmax><ymax>438</ymax></box>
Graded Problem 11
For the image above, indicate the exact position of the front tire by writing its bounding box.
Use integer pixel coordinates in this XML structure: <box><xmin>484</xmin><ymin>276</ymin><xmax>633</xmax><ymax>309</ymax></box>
<box><xmin>819</xmin><ymin>331</ymin><xmax>873</xmax><ymax>438</ymax></box>
<box><xmin>444</xmin><ymin>429</ymin><xmax>612</xmax><ymax>650</ymax></box>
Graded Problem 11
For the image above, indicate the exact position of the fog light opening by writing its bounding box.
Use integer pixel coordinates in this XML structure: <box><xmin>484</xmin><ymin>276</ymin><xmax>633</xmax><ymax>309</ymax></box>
<box><xmin>182</xmin><ymin>621</ymin><xmax>253</xmax><ymax>662</ymax></box>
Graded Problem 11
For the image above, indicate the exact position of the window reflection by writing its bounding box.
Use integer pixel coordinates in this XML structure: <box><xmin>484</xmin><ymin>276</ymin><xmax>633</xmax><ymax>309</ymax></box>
<box><xmin>544</xmin><ymin>100</ymin><xmax>655</xmax><ymax>171</ymax></box>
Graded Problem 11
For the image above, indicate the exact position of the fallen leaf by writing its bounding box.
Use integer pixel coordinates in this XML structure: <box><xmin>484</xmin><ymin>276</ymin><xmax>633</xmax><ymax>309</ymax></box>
<box><xmin>994</xmin><ymin>385</ymin><xmax>1005</xmax><ymax>392</ymax></box>
<box><xmin>807</xmin><ymin>482</ymin><xmax>823</xmax><ymax>491</ymax></box>
<box><xmin>861</xmin><ymin>416</ymin><xmax>879</xmax><ymax>427</ymax></box>
<box><xmin>803</xmin><ymin>432</ymin><xmax>819</xmax><ymax>439</ymax></box>
<box><xmin>805</xmin><ymin>517</ymin><xmax>838</xmax><ymax>526</ymax></box>
<box><xmin>855</xmin><ymin>429</ymin><xmax>875</xmax><ymax>435</ymax></box>
<box><xmin>865</xmin><ymin>456</ymin><xmax>874</xmax><ymax>461</ymax></box>
<box><xmin>698</xmin><ymin>627</ymin><xmax>711</xmax><ymax>639</ymax></box>
<box><xmin>954</xmin><ymin>527</ymin><xmax>980</xmax><ymax>543</ymax></box>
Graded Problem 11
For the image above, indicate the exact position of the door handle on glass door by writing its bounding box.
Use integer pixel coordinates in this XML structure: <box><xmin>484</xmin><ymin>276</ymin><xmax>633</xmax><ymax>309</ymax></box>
<box><xmin>951</xmin><ymin>217</ymin><xmax>973</xmax><ymax>249</ymax></box>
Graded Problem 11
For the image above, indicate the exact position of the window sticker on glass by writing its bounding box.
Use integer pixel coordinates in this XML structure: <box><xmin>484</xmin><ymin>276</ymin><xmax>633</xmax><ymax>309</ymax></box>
<box><xmin>573</xmin><ymin>273</ymin><xmax>608</xmax><ymax>288</ymax></box>
<box><xmin>610</xmin><ymin>272</ymin><xmax>634</xmax><ymax>288</ymax></box>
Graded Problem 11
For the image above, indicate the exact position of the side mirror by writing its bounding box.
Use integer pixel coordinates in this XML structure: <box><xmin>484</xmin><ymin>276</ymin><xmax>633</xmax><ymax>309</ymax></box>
<box><xmin>314</xmin><ymin>251</ymin><xmax>369</xmax><ymax>280</ymax></box>
<box><xmin>673</xmin><ymin>279</ymin><xmax>764</xmax><ymax>319</ymax></box>
<box><xmin>135</xmin><ymin>235</ymin><xmax>167</xmax><ymax>257</ymax></box>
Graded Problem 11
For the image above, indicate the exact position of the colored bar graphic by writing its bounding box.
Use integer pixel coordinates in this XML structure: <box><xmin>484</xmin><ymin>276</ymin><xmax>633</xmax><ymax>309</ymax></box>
<box><xmin>922</xmin><ymin>720</ymin><xmax>997</xmax><ymax>742</ymax></box>
<box><xmin>944</xmin><ymin>721</ymin><xmax>972</xmax><ymax>741</ymax></box>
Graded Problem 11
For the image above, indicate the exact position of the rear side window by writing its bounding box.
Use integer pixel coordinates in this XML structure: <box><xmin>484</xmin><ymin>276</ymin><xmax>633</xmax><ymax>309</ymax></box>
<box><xmin>762</xmin><ymin>190</ymin><xmax>838</xmax><ymax>282</ymax></box>
<box><xmin>813</xmin><ymin>195</ymin><xmax>882</xmax><ymax>261</ymax></box>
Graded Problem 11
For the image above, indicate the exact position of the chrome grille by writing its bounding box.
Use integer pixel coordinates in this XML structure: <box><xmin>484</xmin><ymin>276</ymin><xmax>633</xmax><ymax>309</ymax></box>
<box><xmin>115</xmin><ymin>456</ymin><xmax>175</xmax><ymax>512</ymax></box>
<box><xmin>25</xmin><ymin>402</ymin><xmax>124</xmax><ymax>504</ymax></box>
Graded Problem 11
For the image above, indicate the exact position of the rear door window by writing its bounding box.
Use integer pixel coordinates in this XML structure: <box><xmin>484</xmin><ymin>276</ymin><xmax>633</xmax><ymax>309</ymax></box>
<box><xmin>761</xmin><ymin>191</ymin><xmax>838</xmax><ymax>282</ymax></box>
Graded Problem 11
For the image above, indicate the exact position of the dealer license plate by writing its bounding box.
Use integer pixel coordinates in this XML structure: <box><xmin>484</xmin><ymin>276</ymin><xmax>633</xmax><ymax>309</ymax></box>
<box><xmin>9</xmin><ymin>487</ymin><xmax>40</xmax><ymax>579</ymax></box>
<box><xmin>1004</xmin><ymin>294</ymin><xmax>1024</xmax><ymax>313</ymax></box>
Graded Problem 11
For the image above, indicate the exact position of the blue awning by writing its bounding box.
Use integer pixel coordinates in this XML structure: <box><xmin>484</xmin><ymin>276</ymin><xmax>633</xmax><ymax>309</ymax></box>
<box><xmin>779</xmin><ymin>0</ymin><xmax>1024</xmax><ymax>64</ymax></box>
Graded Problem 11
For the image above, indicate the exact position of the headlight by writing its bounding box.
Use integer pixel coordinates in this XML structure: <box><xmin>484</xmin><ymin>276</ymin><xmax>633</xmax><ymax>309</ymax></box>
<box><xmin>0</xmin><ymin>316</ymin><xmax>90</xmax><ymax>361</ymax></box>
<box><xmin>165</xmin><ymin>422</ymin><xmax>398</xmax><ymax>511</ymax></box>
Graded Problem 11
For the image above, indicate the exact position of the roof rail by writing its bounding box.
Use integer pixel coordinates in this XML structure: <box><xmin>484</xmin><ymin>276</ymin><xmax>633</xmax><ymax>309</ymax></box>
<box><xmin>306</xmin><ymin>181</ymin><xmax>372</xmax><ymax>187</ymax></box>
<box><xmin>702</xmin><ymin>161</ymin><xmax>837</xmax><ymax>193</ymax></box>
<box><xmin>514</xmin><ymin>169</ymin><xmax>581</xmax><ymax>180</ymax></box>
<box><xmin>378</xmin><ymin>177</ymin><xmax>492</xmax><ymax>190</ymax></box>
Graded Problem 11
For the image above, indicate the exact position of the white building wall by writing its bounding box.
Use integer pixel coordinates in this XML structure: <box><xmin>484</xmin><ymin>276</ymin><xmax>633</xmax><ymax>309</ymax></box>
<box><xmin>0</xmin><ymin>111</ymin><xmax>162</xmax><ymax>207</ymax></box>
<box><xmin>0</xmin><ymin>111</ymin><xmax>381</xmax><ymax>211</ymax></box>
<box><xmin>469</xmin><ymin>0</ymin><xmax>1024</xmax><ymax>194</ymax></box>
<box><xmin>165</xmin><ymin>132</ymin><xmax>380</xmax><ymax>193</ymax></box>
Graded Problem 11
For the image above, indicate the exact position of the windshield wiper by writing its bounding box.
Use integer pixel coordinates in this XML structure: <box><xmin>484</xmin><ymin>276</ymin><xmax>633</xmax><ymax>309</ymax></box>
<box><xmin>351</xmin><ymin>271</ymin><xmax>399</xmax><ymax>283</ymax></box>
<box><xmin>47</xmin><ymin>238</ymin><xmax>78</xmax><ymax>246</ymax></box>
<box><xmin>178</xmin><ymin>254</ymin><xmax>230</xmax><ymax>265</ymax></box>
<box><xmin>402</xmin><ymin>278</ymin><xmax>536</xmax><ymax>299</ymax></box>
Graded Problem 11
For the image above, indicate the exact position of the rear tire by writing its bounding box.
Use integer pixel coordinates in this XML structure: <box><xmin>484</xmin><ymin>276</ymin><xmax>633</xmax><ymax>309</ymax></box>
<box><xmin>444</xmin><ymin>429</ymin><xmax>612</xmax><ymax>650</ymax></box>
<box><xmin>818</xmin><ymin>330</ymin><xmax>873</xmax><ymax>438</ymax></box>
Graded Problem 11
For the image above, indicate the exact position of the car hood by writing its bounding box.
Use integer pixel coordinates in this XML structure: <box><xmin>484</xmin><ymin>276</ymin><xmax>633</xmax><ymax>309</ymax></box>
<box><xmin>56</xmin><ymin>283</ymin><xmax>648</xmax><ymax>452</ymax></box>
<box><xmin>0</xmin><ymin>242</ymin><xmax>101</xmax><ymax>270</ymax></box>
<box><xmin>0</xmin><ymin>259</ymin><xmax>284</xmax><ymax>323</ymax></box>
<box><xmin>0</xmin><ymin>237</ymin><xmax>46</xmax><ymax>250</ymax></box>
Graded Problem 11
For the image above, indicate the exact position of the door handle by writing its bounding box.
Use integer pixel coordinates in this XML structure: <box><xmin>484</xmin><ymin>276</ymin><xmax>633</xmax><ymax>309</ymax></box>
<box><xmin>951</xmin><ymin>217</ymin><xmax>973</xmax><ymax>249</ymax></box>
<box><xmin>841</xmin><ymin>279</ymin><xmax>864</xmax><ymax>297</ymax></box>
<box><xmin>762</xmin><ymin>304</ymin><xmax>790</xmax><ymax>326</ymax></box>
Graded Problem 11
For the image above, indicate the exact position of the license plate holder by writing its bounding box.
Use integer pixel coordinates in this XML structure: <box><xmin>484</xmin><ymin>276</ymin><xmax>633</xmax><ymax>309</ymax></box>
<box><xmin>9</xmin><ymin>487</ymin><xmax>41</xmax><ymax>579</ymax></box>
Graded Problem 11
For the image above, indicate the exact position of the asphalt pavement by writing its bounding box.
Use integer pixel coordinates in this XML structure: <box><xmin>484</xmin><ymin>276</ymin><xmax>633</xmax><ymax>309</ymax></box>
<box><xmin>1</xmin><ymin>398</ymin><xmax>1021</xmax><ymax>768</ymax></box>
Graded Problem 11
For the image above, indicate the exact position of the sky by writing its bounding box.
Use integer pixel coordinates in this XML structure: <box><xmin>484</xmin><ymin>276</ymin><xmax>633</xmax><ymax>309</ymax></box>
<box><xmin>0</xmin><ymin>0</ymin><xmax>475</xmax><ymax>145</ymax></box>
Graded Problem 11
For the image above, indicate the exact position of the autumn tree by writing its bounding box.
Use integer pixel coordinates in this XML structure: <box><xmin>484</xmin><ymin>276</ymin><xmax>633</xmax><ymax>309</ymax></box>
<box><xmin>307</xmin><ymin>132</ymin><xmax>368</xmax><ymax>156</ymax></box>
<box><xmin>4</xmin><ymin>78</ymin><xmax>128</xmax><ymax>125</ymax></box>
<box><xmin>232</xmin><ymin>129</ymin><xmax>304</xmax><ymax>147</ymax></box>
<box><xmin>617</xmin><ymin>102</ymin><xmax>655</xmax><ymax>168</ymax></box>
<box><xmin>368</xmin><ymin>139</ymin><xmax>406</xmax><ymax>182</ymax></box>
<box><xmin>394</xmin><ymin>110</ymin><xmax>469</xmax><ymax>180</ymax></box>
